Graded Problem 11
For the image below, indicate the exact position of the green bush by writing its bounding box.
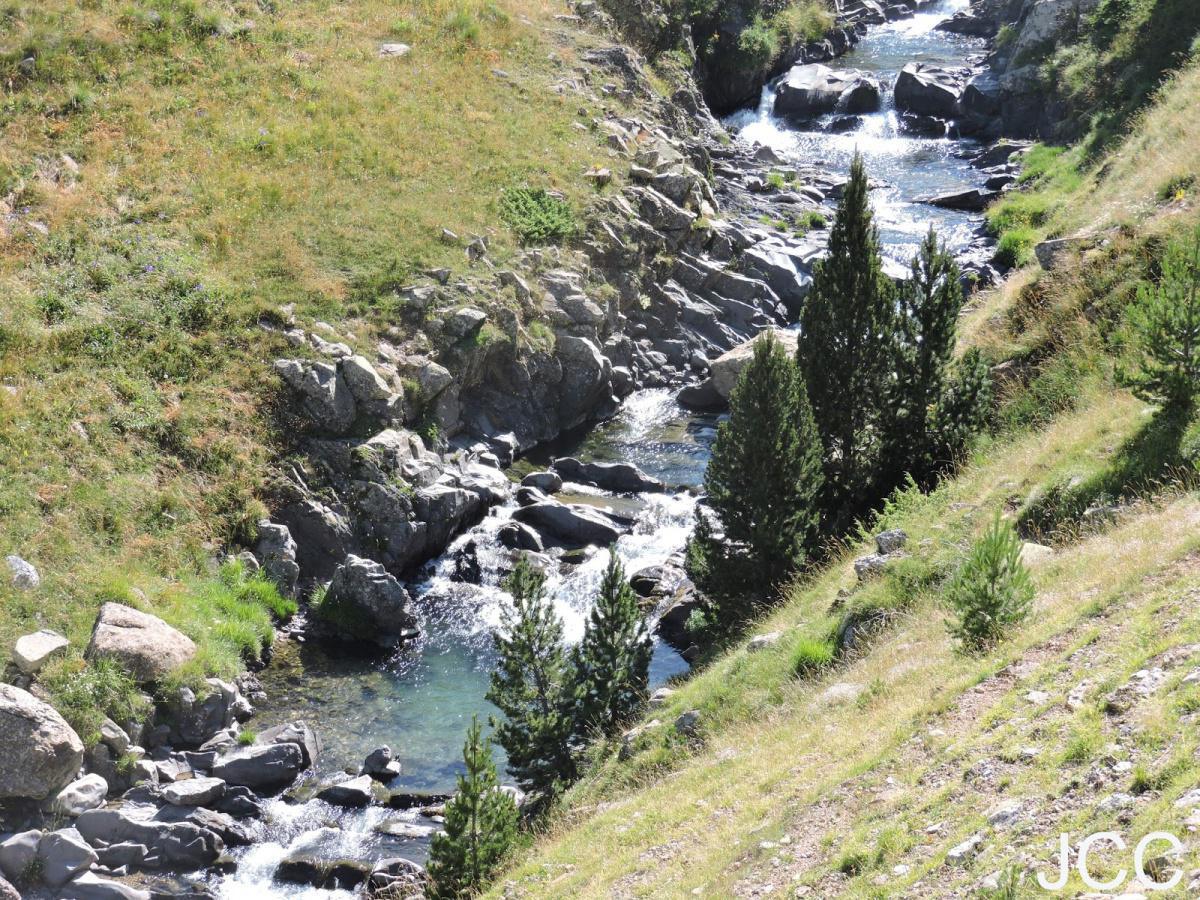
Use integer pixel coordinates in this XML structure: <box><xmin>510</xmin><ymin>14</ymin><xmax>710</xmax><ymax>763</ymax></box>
<box><xmin>499</xmin><ymin>187</ymin><xmax>576</xmax><ymax>245</ymax></box>
<box><xmin>41</xmin><ymin>656</ymin><xmax>151</xmax><ymax>748</ymax></box>
<box><xmin>994</xmin><ymin>229</ymin><xmax>1035</xmax><ymax>269</ymax></box>
<box><xmin>945</xmin><ymin>514</ymin><xmax>1034</xmax><ymax>651</ymax></box>
<box><xmin>734</xmin><ymin>18</ymin><xmax>779</xmax><ymax>73</ymax></box>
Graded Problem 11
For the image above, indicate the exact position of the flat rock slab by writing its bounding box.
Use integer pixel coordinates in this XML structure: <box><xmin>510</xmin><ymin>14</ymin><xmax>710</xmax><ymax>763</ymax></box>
<box><xmin>12</xmin><ymin>629</ymin><xmax>69</xmax><ymax>674</ymax></box>
<box><xmin>163</xmin><ymin>776</ymin><xmax>227</xmax><ymax>807</ymax></box>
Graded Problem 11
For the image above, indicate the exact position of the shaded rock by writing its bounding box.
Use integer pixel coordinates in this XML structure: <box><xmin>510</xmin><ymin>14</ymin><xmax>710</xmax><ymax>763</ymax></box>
<box><xmin>512</xmin><ymin>501</ymin><xmax>623</xmax><ymax>548</ymax></box>
<box><xmin>277</xmin><ymin>856</ymin><xmax>371</xmax><ymax>891</ymax></box>
<box><xmin>257</xmin><ymin>721</ymin><xmax>321</xmax><ymax>769</ymax></box>
<box><xmin>255</xmin><ymin>521</ymin><xmax>300</xmax><ymax>598</ymax></box>
<box><xmin>86</xmin><ymin>603</ymin><xmax>197</xmax><ymax>684</ymax></box>
<box><xmin>317</xmin><ymin>556</ymin><xmax>419</xmax><ymax>647</ymax></box>
<box><xmin>50</xmin><ymin>774</ymin><xmax>109</xmax><ymax>816</ymax></box>
<box><xmin>211</xmin><ymin>742</ymin><xmax>306</xmax><ymax>791</ymax></box>
<box><xmin>918</xmin><ymin>187</ymin><xmax>997</xmax><ymax>212</ymax></box>
<box><xmin>894</xmin><ymin>62</ymin><xmax>963</xmax><ymax>119</ymax></box>
<box><xmin>363</xmin><ymin>747</ymin><xmax>401</xmax><ymax>781</ymax></box>
<box><xmin>497</xmin><ymin>521</ymin><xmax>544</xmax><ymax>552</ymax></box>
<box><xmin>274</xmin><ymin>360</ymin><xmax>357</xmax><ymax>435</ymax></box>
<box><xmin>0</xmin><ymin>830</ymin><xmax>42</xmax><ymax>882</ymax></box>
<box><xmin>552</xmin><ymin>457</ymin><xmax>664</xmax><ymax>493</ymax></box>
<box><xmin>674</xmin><ymin>709</ymin><xmax>701</xmax><ymax>736</ymax></box>
<box><xmin>167</xmin><ymin>678</ymin><xmax>243</xmax><ymax>748</ymax></box>
<box><xmin>215</xmin><ymin>785</ymin><xmax>263</xmax><ymax>819</ymax></box>
<box><xmin>37</xmin><ymin>828</ymin><xmax>98</xmax><ymax>888</ymax></box>
<box><xmin>12</xmin><ymin>629</ymin><xmax>69</xmax><ymax>675</ymax></box>
<box><xmin>874</xmin><ymin>529</ymin><xmax>907</xmax><ymax>555</ymax></box>
<box><xmin>317</xmin><ymin>774</ymin><xmax>376</xmax><ymax>808</ymax></box>
<box><xmin>0</xmin><ymin>684</ymin><xmax>85</xmax><ymax>801</ymax></box>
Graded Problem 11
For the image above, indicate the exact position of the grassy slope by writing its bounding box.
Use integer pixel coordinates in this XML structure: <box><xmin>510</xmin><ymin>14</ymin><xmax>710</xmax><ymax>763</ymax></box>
<box><xmin>496</xmin><ymin>58</ymin><xmax>1200</xmax><ymax>900</ymax></box>
<box><xmin>0</xmin><ymin>0</ymin><xmax>611</xmax><ymax>670</ymax></box>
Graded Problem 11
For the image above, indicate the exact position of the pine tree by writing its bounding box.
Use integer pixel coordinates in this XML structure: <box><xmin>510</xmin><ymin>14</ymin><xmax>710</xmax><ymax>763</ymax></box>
<box><xmin>797</xmin><ymin>152</ymin><xmax>895</xmax><ymax>527</ymax></box>
<box><xmin>699</xmin><ymin>331</ymin><xmax>823</xmax><ymax>621</ymax></box>
<box><xmin>486</xmin><ymin>555</ymin><xmax>576</xmax><ymax>803</ymax></box>
<box><xmin>1122</xmin><ymin>226</ymin><xmax>1200</xmax><ymax>412</ymax></box>
<box><xmin>427</xmin><ymin>715</ymin><xmax>519</xmax><ymax>899</ymax></box>
<box><xmin>931</xmin><ymin>347</ymin><xmax>993</xmax><ymax>469</ymax></box>
<box><xmin>880</xmin><ymin>228</ymin><xmax>966</xmax><ymax>491</ymax></box>
<box><xmin>570</xmin><ymin>553</ymin><xmax>653</xmax><ymax>738</ymax></box>
<box><xmin>946</xmin><ymin>513</ymin><xmax>1034</xmax><ymax>651</ymax></box>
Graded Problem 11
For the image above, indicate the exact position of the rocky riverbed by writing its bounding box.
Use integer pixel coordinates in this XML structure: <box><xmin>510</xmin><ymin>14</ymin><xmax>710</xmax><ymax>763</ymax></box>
<box><xmin>0</xmin><ymin>0</ymin><xmax>1080</xmax><ymax>896</ymax></box>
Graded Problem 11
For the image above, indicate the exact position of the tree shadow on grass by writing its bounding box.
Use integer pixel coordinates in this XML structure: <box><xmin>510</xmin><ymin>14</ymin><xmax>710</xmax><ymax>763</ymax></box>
<box><xmin>1017</xmin><ymin>404</ymin><xmax>1196</xmax><ymax>542</ymax></box>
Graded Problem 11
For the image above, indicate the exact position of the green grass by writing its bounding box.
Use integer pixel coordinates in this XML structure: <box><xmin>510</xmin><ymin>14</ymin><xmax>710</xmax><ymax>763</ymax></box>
<box><xmin>0</xmin><ymin>0</ymin><xmax>613</xmax><ymax>680</ymax></box>
<box><xmin>41</xmin><ymin>655</ymin><xmax>151</xmax><ymax>749</ymax></box>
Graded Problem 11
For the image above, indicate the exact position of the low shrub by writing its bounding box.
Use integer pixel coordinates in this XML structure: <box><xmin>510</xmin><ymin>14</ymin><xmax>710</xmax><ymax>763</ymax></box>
<box><xmin>500</xmin><ymin>187</ymin><xmax>576</xmax><ymax>245</ymax></box>
<box><xmin>792</xmin><ymin>635</ymin><xmax>835</xmax><ymax>676</ymax></box>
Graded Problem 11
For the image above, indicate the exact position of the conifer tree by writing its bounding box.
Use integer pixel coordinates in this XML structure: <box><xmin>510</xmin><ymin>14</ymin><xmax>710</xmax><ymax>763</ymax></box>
<box><xmin>486</xmin><ymin>556</ymin><xmax>576</xmax><ymax>803</ymax></box>
<box><xmin>1122</xmin><ymin>226</ymin><xmax>1200</xmax><ymax>412</ymax></box>
<box><xmin>427</xmin><ymin>715</ymin><xmax>519</xmax><ymax>899</ymax></box>
<box><xmin>697</xmin><ymin>331</ymin><xmax>823</xmax><ymax>621</ymax></box>
<box><xmin>880</xmin><ymin>228</ymin><xmax>965</xmax><ymax>491</ymax></box>
<box><xmin>570</xmin><ymin>553</ymin><xmax>653</xmax><ymax>738</ymax></box>
<box><xmin>931</xmin><ymin>347</ymin><xmax>992</xmax><ymax>469</ymax></box>
<box><xmin>797</xmin><ymin>152</ymin><xmax>894</xmax><ymax>526</ymax></box>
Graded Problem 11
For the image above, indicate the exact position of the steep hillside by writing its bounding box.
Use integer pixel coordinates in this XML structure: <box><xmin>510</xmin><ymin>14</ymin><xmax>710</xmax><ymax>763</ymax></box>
<box><xmin>0</xmin><ymin>0</ymin><xmax>613</xmax><ymax>665</ymax></box>
<box><xmin>495</xmin><ymin>52</ymin><xmax>1200</xmax><ymax>899</ymax></box>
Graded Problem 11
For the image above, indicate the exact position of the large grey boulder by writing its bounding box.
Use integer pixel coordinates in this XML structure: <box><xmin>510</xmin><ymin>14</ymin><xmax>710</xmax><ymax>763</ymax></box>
<box><xmin>0</xmin><ymin>684</ymin><xmax>84</xmax><ymax>801</ymax></box>
<box><xmin>12</xmin><ymin>628</ymin><xmax>69</xmax><ymax>675</ymax></box>
<box><xmin>211</xmin><ymin>741</ymin><xmax>306</xmax><ymax>791</ymax></box>
<box><xmin>86</xmin><ymin>603</ymin><xmax>196</xmax><ymax>684</ymax></box>
<box><xmin>512</xmin><ymin>501</ymin><xmax>623</xmax><ymax>548</ymax></box>
<box><xmin>316</xmin><ymin>555</ymin><xmax>419</xmax><ymax>647</ymax></box>
<box><xmin>555</xmin><ymin>335</ymin><xmax>613</xmax><ymax>431</ymax></box>
<box><xmin>37</xmin><ymin>828</ymin><xmax>98</xmax><ymax>888</ymax></box>
<box><xmin>774</xmin><ymin>64</ymin><xmax>881</xmax><ymax>118</ymax></box>
<box><xmin>74</xmin><ymin>806</ymin><xmax>224</xmax><ymax>869</ymax></box>
<box><xmin>5</xmin><ymin>555</ymin><xmax>39</xmax><ymax>590</ymax></box>
<box><xmin>274</xmin><ymin>359</ymin><xmax>358</xmax><ymax>434</ymax></box>
<box><xmin>741</xmin><ymin>244</ymin><xmax>814</xmax><ymax>316</ymax></box>
<box><xmin>50</xmin><ymin>774</ymin><xmax>109</xmax><ymax>816</ymax></box>
<box><xmin>894</xmin><ymin>62</ymin><xmax>963</xmax><ymax>119</ymax></box>
<box><xmin>707</xmin><ymin>330</ymin><xmax>799</xmax><ymax>401</ymax></box>
<box><xmin>362</xmin><ymin>746</ymin><xmax>401</xmax><ymax>781</ymax></box>
<box><xmin>552</xmin><ymin>457</ymin><xmax>664</xmax><ymax>493</ymax></box>
<box><xmin>254</xmin><ymin>520</ymin><xmax>300</xmax><ymax>597</ymax></box>
<box><xmin>0</xmin><ymin>830</ymin><xmax>42</xmax><ymax>881</ymax></box>
<box><xmin>60</xmin><ymin>871</ymin><xmax>152</xmax><ymax>900</ymax></box>
<box><xmin>520</xmin><ymin>471</ymin><xmax>563</xmax><ymax>493</ymax></box>
<box><xmin>162</xmin><ymin>776</ymin><xmax>226</xmax><ymax>807</ymax></box>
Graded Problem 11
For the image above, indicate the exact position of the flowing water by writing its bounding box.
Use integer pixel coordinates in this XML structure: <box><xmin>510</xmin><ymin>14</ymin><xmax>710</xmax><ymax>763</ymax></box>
<box><xmin>725</xmin><ymin>0</ymin><xmax>988</xmax><ymax>264</ymax></box>
<box><xmin>216</xmin><ymin>4</ymin><xmax>989</xmax><ymax>894</ymax></box>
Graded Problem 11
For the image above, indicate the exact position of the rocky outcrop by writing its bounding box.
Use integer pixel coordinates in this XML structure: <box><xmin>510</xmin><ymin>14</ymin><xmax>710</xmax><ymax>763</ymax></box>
<box><xmin>773</xmin><ymin>64</ymin><xmax>881</xmax><ymax>119</ymax></box>
<box><xmin>254</xmin><ymin>520</ymin><xmax>300</xmax><ymax>597</ymax></box>
<box><xmin>0</xmin><ymin>684</ymin><xmax>85</xmax><ymax>801</ymax></box>
<box><xmin>315</xmin><ymin>555</ymin><xmax>419</xmax><ymax>647</ymax></box>
<box><xmin>86</xmin><ymin>603</ymin><xmax>196</xmax><ymax>684</ymax></box>
<box><xmin>894</xmin><ymin>62</ymin><xmax>965</xmax><ymax>120</ymax></box>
